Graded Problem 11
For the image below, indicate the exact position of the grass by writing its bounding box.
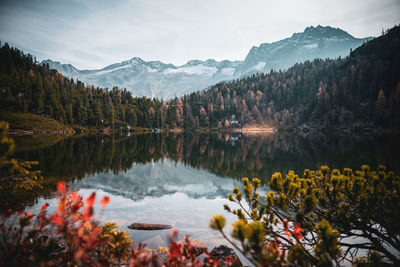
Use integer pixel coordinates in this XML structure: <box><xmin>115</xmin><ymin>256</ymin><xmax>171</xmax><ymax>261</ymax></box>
<box><xmin>0</xmin><ymin>111</ymin><xmax>73</xmax><ymax>132</ymax></box>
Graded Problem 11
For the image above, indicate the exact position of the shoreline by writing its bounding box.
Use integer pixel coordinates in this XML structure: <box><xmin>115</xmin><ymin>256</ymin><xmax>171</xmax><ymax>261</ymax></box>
<box><xmin>168</xmin><ymin>128</ymin><xmax>184</xmax><ymax>133</ymax></box>
<box><xmin>7</xmin><ymin>126</ymin><xmax>400</xmax><ymax>136</ymax></box>
<box><xmin>234</xmin><ymin>126</ymin><xmax>276</xmax><ymax>134</ymax></box>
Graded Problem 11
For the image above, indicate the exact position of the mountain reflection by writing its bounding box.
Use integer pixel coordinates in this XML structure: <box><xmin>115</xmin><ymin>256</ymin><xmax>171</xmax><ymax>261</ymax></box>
<box><xmin>73</xmin><ymin>160</ymin><xmax>245</xmax><ymax>201</ymax></box>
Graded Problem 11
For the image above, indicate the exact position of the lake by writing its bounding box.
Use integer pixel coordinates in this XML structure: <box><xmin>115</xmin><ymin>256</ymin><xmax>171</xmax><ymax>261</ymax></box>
<box><xmin>5</xmin><ymin>132</ymin><xmax>400</xmax><ymax>252</ymax></box>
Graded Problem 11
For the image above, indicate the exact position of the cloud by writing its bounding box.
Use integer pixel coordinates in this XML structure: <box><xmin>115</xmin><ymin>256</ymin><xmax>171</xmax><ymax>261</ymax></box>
<box><xmin>1</xmin><ymin>0</ymin><xmax>399</xmax><ymax>69</ymax></box>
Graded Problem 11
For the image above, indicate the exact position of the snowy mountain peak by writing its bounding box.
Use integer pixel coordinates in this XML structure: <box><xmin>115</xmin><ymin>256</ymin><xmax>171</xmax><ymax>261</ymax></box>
<box><xmin>122</xmin><ymin>57</ymin><xmax>145</xmax><ymax>66</ymax></box>
<box><xmin>146</xmin><ymin>60</ymin><xmax>174</xmax><ymax>70</ymax></box>
<box><xmin>301</xmin><ymin>25</ymin><xmax>353</xmax><ymax>39</ymax></box>
<box><xmin>41</xmin><ymin>59</ymin><xmax>80</xmax><ymax>75</ymax></box>
<box><xmin>41</xmin><ymin>26</ymin><xmax>372</xmax><ymax>99</ymax></box>
<box><xmin>235</xmin><ymin>25</ymin><xmax>371</xmax><ymax>77</ymax></box>
<box><xmin>183</xmin><ymin>59</ymin><xmax>203</xmax><ymax>67</ymax></box>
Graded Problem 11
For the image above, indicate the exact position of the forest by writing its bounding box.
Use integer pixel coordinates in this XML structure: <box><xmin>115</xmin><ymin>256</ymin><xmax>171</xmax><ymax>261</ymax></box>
<box><xmin>1</xmin><ymin>26</ymin><xmax>399</xmax><ymax>131</ymax></box>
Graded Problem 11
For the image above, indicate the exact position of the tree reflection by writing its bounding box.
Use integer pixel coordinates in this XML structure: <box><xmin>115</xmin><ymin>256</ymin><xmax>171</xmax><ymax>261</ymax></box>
<box><xmin>7</xmin><ymin>132</ymin><xmax>400</xmax><ymax>210</ymax></box>
<box><xmin>14</xmin><ymin>132</ymin><xmax>400</xmax><ymax>181</ymax></box>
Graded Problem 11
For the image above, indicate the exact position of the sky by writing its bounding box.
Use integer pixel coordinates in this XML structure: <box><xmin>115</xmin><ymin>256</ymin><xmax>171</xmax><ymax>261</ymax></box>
<box><xmin>0</xmin><ymin>0</ymin><xmax>399</xmax><ymax>69</ymax></box>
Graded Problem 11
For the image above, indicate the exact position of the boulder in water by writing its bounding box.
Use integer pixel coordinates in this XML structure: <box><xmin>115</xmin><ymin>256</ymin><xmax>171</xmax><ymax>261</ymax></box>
<box><xmin>128</xmin><ymin>223</ymin><xmax>172</xmax><ymax>230</ymax></box>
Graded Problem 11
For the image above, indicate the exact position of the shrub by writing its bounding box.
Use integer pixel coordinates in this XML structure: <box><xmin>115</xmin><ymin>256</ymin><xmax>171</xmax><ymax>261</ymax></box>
<box><xmin>0</xmin><ymin>181</ymin><xmax>233</xmax><ymax>266</ymax></box>
<box><xmin>212</xmin><ymin>167</ymin><xmax>400</xmax><ymax>266</ymax></box>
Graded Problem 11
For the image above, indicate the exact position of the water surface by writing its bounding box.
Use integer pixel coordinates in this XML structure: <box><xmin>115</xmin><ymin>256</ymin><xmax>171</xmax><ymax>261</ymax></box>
<box><xmin>7</xmin><ymin>132</ymin><xmax>400</xmax><ymax>249</ymax></box>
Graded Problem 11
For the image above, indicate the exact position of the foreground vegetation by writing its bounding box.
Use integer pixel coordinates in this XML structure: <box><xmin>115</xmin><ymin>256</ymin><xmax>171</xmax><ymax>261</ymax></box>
<box><xmin>212</xmin><ymin>166</ymin><xmax>400</xmax><ymax>265</ymax></box>
<box><xmin>1</xmin><ymin>181</ymin><xmax>234</xmax><ymax>266</ymax></box>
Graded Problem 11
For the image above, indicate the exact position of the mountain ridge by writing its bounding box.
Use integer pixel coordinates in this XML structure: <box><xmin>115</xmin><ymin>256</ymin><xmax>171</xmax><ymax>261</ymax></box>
<box><xmin>41</xmin><ymin>25</ymin><xmax>372</xmax><ymax>98</ymax></box>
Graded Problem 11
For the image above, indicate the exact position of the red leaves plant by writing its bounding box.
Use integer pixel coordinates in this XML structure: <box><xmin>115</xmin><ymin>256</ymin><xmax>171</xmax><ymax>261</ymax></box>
<box><xmin>1</xmin><ymin>181</ymin><xmax>228</xmax><ymax>266</ymax></box>
<box><xmin>100</xmin><ymin>196</ymin><xmax>110</xmax><ymax>209</ymax></box>
<box><xmin>40</xmin><ymin>203</ymin><xmax>49</xmax><ymax>212</ymax></box>
<box><xmin>57</xmin><ymin>181</ymin><xmax>66</xmax><ymax>193</ymax></box>
<box><xmin>283</xmin><ymin>219</ymin><xmax>291</xmax><ymax>237</ymax></box>
<box><xmin>293</xmin><ymin>223</ymin><xmax>303</xmax><ymax>241</ymax></box>
<box><xmin>85</xmin><ymin>192</ymin><xmax>96</xmax><ymax>207</ymax></box>
<box><xmin>50</xmin><ymin>213</ymin><xmax>64</xmax><ymax>226</ymax></box>
<box><xmin>163</xmin><ymin>229</ymin><xmax>228</xmax><ymax>266</ymax></box>
<box><xmin>283</xmin><ymin>219</ymin><xmax>303</xmax><ymax>241</ymax></box>
<box><xmin>0</xmin><ymin>182</ymin><xmax>112</xmax><ymax>266</ymax></box>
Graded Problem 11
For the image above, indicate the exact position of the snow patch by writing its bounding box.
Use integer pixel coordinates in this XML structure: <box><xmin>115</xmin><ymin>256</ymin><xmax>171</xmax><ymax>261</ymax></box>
<box><xmin>323</xmin><ymin>37</ymin><xmax>349</xmax><ymax>42</ymax></box>
<box><xmin>220</xmin><ymin>67</ymin><xmax>235</xmax><ymax>76</ymax></box>
<box><xmin>268</xmin><ymin>43</ymin><xmax>287</xmax><ymax>53</ymax></box>
<box><xmin>88</xmin><ymin>65</ymin><xmax>130</xmax><ymax>76</ymax></box>
<box><xmin>303</xmin><ymin>43</ymin><xmax>318</xmax><ymax>49</ymax></box>
<box><xmin>163</xmin><ymin>64</ymin><xmax>218</xmax><ymax>76</ymax></box>
<box><xmin>146</xmin><ymin>66</ymin><xmax>158</xmax><ymax>73</ymax></box>
<box><xmin>253</xmin><ymin>62</ymin><xmax>266</xmax><ymax>71</ymax></box>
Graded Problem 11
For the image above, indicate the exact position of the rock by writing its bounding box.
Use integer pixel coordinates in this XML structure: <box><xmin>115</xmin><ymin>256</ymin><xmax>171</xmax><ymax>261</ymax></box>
<box><xmin>127</xmin><ymin>223</ymin><xmax>173</xmax><ymax>230</ymax></box>
<box><xmin>209</xmin><ymin>245</ymin><xmax>243</xmax><ymax>267</ymax></box>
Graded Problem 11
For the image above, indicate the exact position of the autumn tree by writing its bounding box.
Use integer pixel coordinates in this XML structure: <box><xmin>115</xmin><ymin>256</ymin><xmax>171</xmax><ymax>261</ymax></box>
<box><xmin>375</xmin><ymin>89</ymin><xmax>387</xmax><ymax>124</ymax></box>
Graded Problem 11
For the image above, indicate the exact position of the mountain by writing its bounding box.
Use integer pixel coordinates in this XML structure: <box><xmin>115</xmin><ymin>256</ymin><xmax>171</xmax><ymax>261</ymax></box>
<box><xmin>42</xmin><ymin>25</ymin><xmax>371</xmax><ymax>99</ymax></box>
<box><xmin>235</xmin><ymin>25</ymin><xmax>371</xmax><ymax>77</ymax></box>
<box><xmin>42</xmin><ymin>57</ymin><xmax>241</xmax><ymax>99</ymax></box>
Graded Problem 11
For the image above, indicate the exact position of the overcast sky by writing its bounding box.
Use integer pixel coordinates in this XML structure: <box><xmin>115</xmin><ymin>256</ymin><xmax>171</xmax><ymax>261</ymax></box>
<box><xmin>0</xmin><ymin>0</ymin><xmax>399</xmax><ymax>69</ymax></box>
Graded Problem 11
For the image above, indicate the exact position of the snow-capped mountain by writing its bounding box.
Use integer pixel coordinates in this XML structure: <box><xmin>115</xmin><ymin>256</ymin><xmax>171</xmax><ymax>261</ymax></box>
<box><xmin>73</xmin><ymin>160</ymin><xmax>244</xmax><ymax>201</ymax></box>
<box><xmin>235</xmin><ymin>25</ymin><xmax>371</xmax><ymax>77</ymax></box>
<box><xmin>43</xmin><ymin>57</ymin><xmax>240</xmax><ymax>99</ymax></box>
<box><xmin>42</xmin><ymin>25</ymin><xmax>371</xmax><ymax>99</ymax></box>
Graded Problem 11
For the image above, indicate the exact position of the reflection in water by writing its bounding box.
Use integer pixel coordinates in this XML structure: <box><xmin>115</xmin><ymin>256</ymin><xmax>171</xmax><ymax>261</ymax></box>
<box><xmin>13</xmin><ymin>132</ymin><xmax>400</xmax><ymax>182</ymax></box>
<box><xmin>74</xmin><ymin>160</ymin><xmax>246</xmax><ymax>200</ymax></box>
<box><xmin>14</xmin><ymin>133</ymin><xmax>400</xmax><ymax>179</ymax></box>
<box><xmin>5</xmin><ymin>132</ymin><xmax>400</xmax><ymax>212</ymax></box>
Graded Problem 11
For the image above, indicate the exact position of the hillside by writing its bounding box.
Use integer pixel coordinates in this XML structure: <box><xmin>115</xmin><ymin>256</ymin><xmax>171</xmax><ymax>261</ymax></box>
<box><xmin>0</xmin><ymin>111</ymin><xmax>73</xmax><ymax>133</ymax></box>
<box><xmin>42</xmin><ymin>25</ymin><xmax>370</xmax><ymax>99</ymax></box>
